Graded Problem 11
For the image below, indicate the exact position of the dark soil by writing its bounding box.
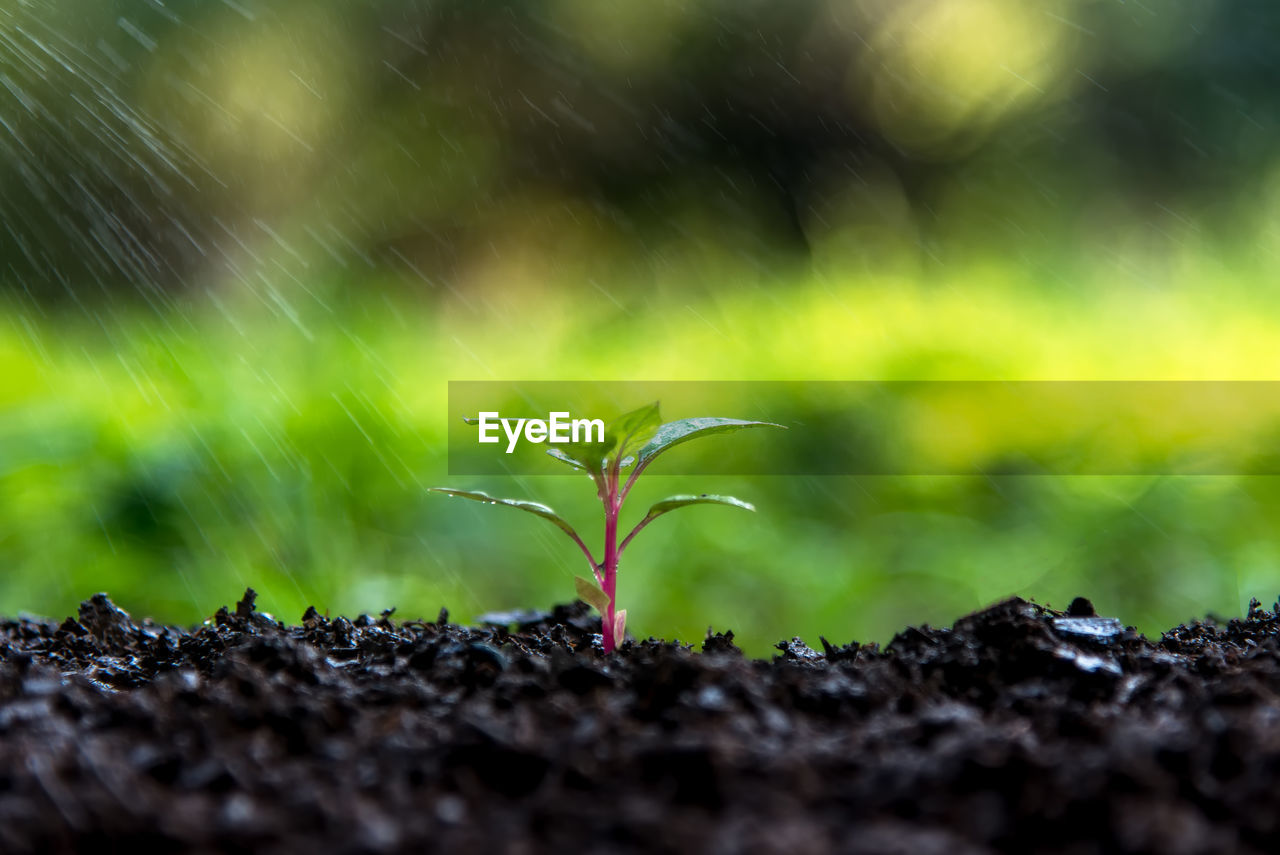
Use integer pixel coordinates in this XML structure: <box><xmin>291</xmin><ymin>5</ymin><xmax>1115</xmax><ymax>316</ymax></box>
<box><xmin>2</xmin><ymin>590</ymin><xmax>1279</xmax><ymax>854</ymax></box>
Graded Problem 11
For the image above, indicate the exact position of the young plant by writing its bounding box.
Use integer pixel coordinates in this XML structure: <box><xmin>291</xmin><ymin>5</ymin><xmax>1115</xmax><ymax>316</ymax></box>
<box><xmin>430</xmin><ymin>403</ymin><xmax>783</xmax><ymax>653</ymax></box>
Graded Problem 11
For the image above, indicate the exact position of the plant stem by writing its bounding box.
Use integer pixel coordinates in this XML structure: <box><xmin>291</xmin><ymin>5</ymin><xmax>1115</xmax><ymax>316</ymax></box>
<box><xmin>601</xmin><ymin>479</ymin><xmax>620</xmax><ymax>653</ymax></box>
<box><xmin>617</xmin><ymin>514</ymin><xmax>653</xmax><ymax>556</ymax></box>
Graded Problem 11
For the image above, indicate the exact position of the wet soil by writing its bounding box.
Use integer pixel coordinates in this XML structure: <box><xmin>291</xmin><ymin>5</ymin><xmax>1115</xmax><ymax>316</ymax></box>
<box><xmin>2</xmin><ymin>590</ymin><xmax>1279</xmax><ymax>854</ymax></box>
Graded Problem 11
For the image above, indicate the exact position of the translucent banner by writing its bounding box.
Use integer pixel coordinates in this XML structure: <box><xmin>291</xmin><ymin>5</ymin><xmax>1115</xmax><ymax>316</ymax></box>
<box><xmin>446</xmin><ymin>381</ymin><xmax>1280</xmax><ymax>475</ymax></box>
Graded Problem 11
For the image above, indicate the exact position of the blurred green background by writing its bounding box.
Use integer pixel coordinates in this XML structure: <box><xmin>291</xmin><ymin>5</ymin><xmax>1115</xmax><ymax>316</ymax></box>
<box><xmin>4</xmin><ymin>0</ymin><xmax>1280</xmax><ymax>654</ymax></box>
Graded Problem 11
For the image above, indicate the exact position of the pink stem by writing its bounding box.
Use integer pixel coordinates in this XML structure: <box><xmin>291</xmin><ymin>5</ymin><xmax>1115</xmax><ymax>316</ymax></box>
<box><xmin>618</xmin><ymin>514</ymin><xmax>654</xmax><ymax>557</ymax></box>
<box><xmin>619</xmin><ymin>457</ymin><xmax>651</xmax><ymax>504</ymax></box>
<box><xmin>566</xmin><ymin>530</ymin><xmax>599</xmax><ymax>573</ymax></box>
<box><xmin>601</xmin><ymin>480</ymin><xmax>620</xmax><ymax>653</ymax></box>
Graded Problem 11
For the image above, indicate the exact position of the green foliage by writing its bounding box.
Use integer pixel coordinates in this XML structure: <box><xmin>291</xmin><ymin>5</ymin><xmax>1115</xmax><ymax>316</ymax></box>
<box><xmin>7</xmin><ymin>277</ymin><xmax>1280</xmax><ymax>657</ymax></box>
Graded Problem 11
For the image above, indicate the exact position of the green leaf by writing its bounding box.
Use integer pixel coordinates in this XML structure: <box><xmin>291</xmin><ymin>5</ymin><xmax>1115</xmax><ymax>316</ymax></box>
<box><xmin>546</xmin><ymin>447</ymin><xmax>587</xmax><ymax>470</ymax></box>
<box><xmin>643</xmin><ymin>493</ymin><xmax>756</xmax><ymax>520</ymax></box>
<box><xmin>620</xmin><ymin>493</ymin><xmax>757</xmax><ymax>555</ymax></box>
<box><xmin>634</xmin><ymin>417</ymin><xmax>786</xmax><ymax>472</ymax></box>
<box><xmin>548</xmin><ymin>428</ymin><xmax>615</xmax><ymax>474</ymax></box>
<box><xmin>545</xmin><ymin>402</ymin><xmax>660</xmax><ymax>474</ymax></box>
<box><xmin>551</xmin><ymin>441</ymin><xmax>614</xmax><ymax>476</ymax></box>
<box><xmin>428</xmin><ymin>488</ymin><xmax>583</xmax><ymax>541</ymax></box>
<box><xmin>609</xmin><ymin>401</ymin><xmax>662</xmax><ymax>464</ymax></box>
<box><xmin>574</xmin><ymin>575</ymin><xmax>611</xmax><ymax>615</ymax></box>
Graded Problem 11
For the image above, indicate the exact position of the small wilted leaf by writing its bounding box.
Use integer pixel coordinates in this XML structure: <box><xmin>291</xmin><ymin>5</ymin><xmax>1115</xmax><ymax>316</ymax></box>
<box><xmin>428</xmin><ymin>488</ymin><xmax>583</xmax><ymax>541</ymax></box>
<box><xmin>613</xmin><ymin>609</ymin><xmax>628</xmax><ymax>649</ymax></box>
<box><xmin>635</xmin><ymin>417</ymin><xmax>786</xmax><ymax>472</ymax></box>
<box><xmin>574</xmin><ymin>575</ymin><xmax>611</xmax><ymax>615</ymax></box>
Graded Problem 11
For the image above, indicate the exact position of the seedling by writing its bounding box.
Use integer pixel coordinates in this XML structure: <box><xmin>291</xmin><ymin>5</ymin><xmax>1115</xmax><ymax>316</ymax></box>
<box><xmin>431</xmin><ymin>402</ymin><xmax>784</xmax><ymax>653</ymax></box>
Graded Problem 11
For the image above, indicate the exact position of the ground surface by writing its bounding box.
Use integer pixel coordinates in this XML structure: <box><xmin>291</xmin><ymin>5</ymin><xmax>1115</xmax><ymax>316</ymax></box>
<box><xmin>1</xmin><ymin>590</ymin><xmax>1278</xmax><ymax>854</ymax></box>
